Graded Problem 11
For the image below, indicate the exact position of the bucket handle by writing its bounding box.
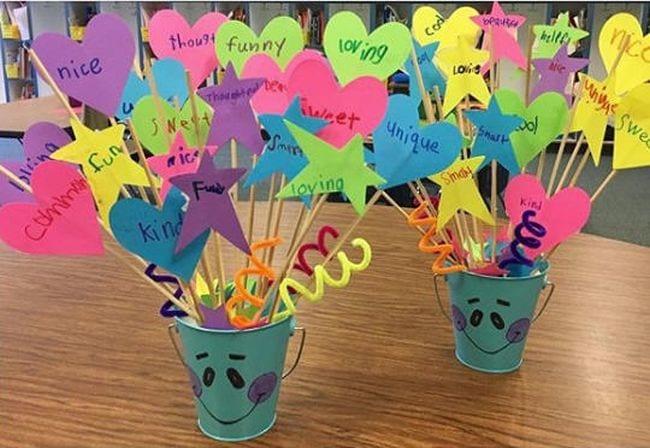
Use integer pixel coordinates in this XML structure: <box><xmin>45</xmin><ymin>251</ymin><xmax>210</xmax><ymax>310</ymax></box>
<box><xmin>432</xmin><ymin>275</ymin><xmax>556</xmax><ymax>324</ymax></box>
<box><xmin>166</xmin><ymin>323</ymin><xmax>306</xmax><ymax>381</ymax></box>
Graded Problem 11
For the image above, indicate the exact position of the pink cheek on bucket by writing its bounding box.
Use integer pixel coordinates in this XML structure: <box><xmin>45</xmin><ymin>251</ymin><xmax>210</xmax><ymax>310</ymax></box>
<box><xmin>247</xmin><ymin>372</ymin><xmax>278</xmax><ymax>404</ymax></box>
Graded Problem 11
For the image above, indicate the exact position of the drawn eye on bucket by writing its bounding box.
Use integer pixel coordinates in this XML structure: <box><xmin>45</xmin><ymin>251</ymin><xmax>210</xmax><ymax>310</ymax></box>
<box><xmin>452</xmin><ymin>298</ymin><xmax>531</xmax><ymax>346</ymax></box>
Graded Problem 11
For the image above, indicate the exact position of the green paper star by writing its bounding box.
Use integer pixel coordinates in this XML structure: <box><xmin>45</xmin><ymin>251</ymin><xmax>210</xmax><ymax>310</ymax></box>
<box><xmin>276</xmin><ymin>121</ymin><xmax>385</xmax><ymax>215</ymax></box>
<box><xmin>533</xmin><ymin>12</ymin><xmax>589</xmax><ymax>59</ymax></box>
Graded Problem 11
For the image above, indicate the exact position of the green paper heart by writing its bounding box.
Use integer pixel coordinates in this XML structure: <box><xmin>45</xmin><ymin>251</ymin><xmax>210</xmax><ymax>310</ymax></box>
<box><xmin>215</xmin><ymin>16</ymin><xmax>304</xmax><ymax>75</ymax></box>
<box><xmin>324</xmin><ymin>11</ymin><xmax>411</xmax><ymax>85</ymax></box>
<box><xmin>494</xmin><ymin>90</ymin><xmax>568</xmax><ymax>167</ymax></box>
<box><xmin>132</xmin><ymin>95</ymin><xmax>213</xmax><ymax>155</ymax></box>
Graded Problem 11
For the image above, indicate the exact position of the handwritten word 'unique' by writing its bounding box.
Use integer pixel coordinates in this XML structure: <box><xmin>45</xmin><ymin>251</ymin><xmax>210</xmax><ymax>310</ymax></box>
<box><xmin>453</xmin><ymin>64</ymin><xmax>481</xmax><ymax>75</ymax></box>
<box><xmin>385</xmin><ymin>121</ymin><xmax>441</xmax><ymax>154</ymax></box>
<box><xmin>267</xmin><ymin>133</ymin><xmax>303</xmax><ymax>156</ymax></box>
<box><xmin>583</xmin><ymin>78</ymin><xmax>618</xmax><ymax>115</ymax></box>
<box><xmin>337</xmin><ymin>39</ymin><xmax>388</xmax><ymax>65</ymax></box>
<box><xmin>407</xmin><ymin>202</ymin><xmax>464</xmax><ymax>275</ymax></box>
<box><xmin>498</xmin><ymin>209</ymin><xmax>546</xmax><ymax>268</ymax></box>
<box><xmin>293</xmin><ymin>225</ymin><xmax>340</xmax><ymax>276</ymax></box>
<box><xmin>138</xmin><ymin>212</ymin><xmax>183</xmax><ymax>244</ymax></box>
<box><xmin>424</xmin><ymin>14</ymin><xmax>445</xmax><ymax>36</ymax></box>
<box><xmin>226</xmin><ymin>237</ymin><xmax>282</xmax><ymax>329</ymax></box>
<box><xmin>8</xmin><ymin>142</ymin><xmax>59</xmax><ymax>191</ymax></box>
<box><xmin>168</xmin><ymin>32</ymin><xmax>214</xmax><ymax>51</ymax></box>
<box><xmin>289</xmin><ymin>177</ymin><xmax>344</xmax><ymax>196</ymax></box>
<box><xmin>617</xmin><ymin>113</ymin><xmax>650</xmax><ymax>150</ymax></box>
<box><xmin>609</xmin><ymin>28</ymin><xmax>650</xmax><ymax>63</ymax></box>
<box><xmin>273</xmin><ymin>237</ymin><xmax>372</xmax><ymax>322</ymax></box>
<box><xmin>192</xmin><ymin>180</ymin><xmax>226</xmax><ymax>200</ymax></box>
<box><xmin>438</xmin><ymin>163</ymin><xmax>474</xmax><ymax>186</ymax></box>
<box><xmin>88</xmin><ymin>145</ymin><xmax>122</xmax><ymax>173</ymax></box>
<box><xmin>150</xmin><ymin>112</ymin><xmax>211</xmax><ymax>137</ymax></box>
<box><xmin>56</xmin><ymin>57</ymin><xmax>102</xmax><ymax>81</ymax></box>
<box><xmin>23</xmin><ymin>178</ymin><xmax>89</xmax><ymax>241</ymax></box>
<box><xmin>225</xmin><ymin>35</ymin><xmax>287</xmax><ymax>57</ymax></box>
<box><xmin>144</xmin><ymin>263</ymin><xmax>186</xmax><ymax>318</ymax></box>
<box><xmin>516</xmin><ymin>116</ymin><xmax>538</xmax><ymax>134</ymax></box>
<box><xmin>300</xmin><ymin>98</ymin><xmax>361</xmax><ymax>130</ymax></box>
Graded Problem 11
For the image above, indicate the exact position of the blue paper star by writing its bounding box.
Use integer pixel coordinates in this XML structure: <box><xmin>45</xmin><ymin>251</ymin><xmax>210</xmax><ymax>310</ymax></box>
<box><xmin>403</xmin><ymin>40</ymin><xmax>446</xmax><ymax>105</ymax></box>
<box><xmin>244</xmin><ymin>97</ymin><xmax>327</xmax><ymax>188</ymax></box>
<box><xmin>465</xmin><ymin>97</ymin><xmax>524</xmax><ymax>174</ymax></box>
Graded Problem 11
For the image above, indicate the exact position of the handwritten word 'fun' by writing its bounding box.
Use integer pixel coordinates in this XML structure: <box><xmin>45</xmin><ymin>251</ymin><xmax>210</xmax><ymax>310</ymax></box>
<box><xmin>225</xmin><ymin>35</ymin><xmax>287</xmax><ymax>57</ymax></box>
<box><xmin>617</xmin><ymin>113</ymin><xmax>650</xmax><ymax>150</ymax></box>
<box><xmin>337</xmin><ymin>39</ymin><xmax>388</xmax><ymax>65</ymax></box>
<box><xmin>385</xmin><ymin>121</ymin><xmax>440</xmax><ymax>154</ymax></box>
<box><xmin>23</xmin><ymin>178</ymin><xmax>89</xmax><ymax>241</ymax></box>
<box><xmin>609</xmin><ymin>28</ymin><xmax>650</xmax><ymax>63</ymax></box>
<box><xmin>168</xmin><ymin>32</ymin><xmax>214</xmax><ymax>51</ymax></box>
<box><xmin>290</xmin><ymin>177</ymin><xmax>344</xmax><ymax>196</ymax></box>
<box><xmin>56</xmin><ymin>58</ymin><xmax>102</xmax><ymax>81</ymax></box>
<box><xmin>192</xmin><ymin>180</ymin><xmax>226</xmax><ymax>200</ymax></box>
<box><xmin>88</xmin><ymin>146</ymin><xmax>123</xmax><ymax>173</ymax></box>
<box><xmin>138</xmin><ymin>212</ymin><xmax>183</xmax><ymax>243</ymax></box>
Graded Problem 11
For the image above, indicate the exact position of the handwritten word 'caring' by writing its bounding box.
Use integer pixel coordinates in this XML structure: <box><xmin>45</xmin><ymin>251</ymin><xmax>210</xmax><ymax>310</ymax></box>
<box><xmin>385</xmin><ymin>121</ymin><xmax>441</xmax><ymax>154</ymax></box>
<box><xmin>273</xmin><ymin>237</ymin><xmax>372</xmax><ymax>322</ymax></box>
<box><xmin>407</xmin><ymin>202</ymin><xmax>464</xmax><ymax>275</ymax></box>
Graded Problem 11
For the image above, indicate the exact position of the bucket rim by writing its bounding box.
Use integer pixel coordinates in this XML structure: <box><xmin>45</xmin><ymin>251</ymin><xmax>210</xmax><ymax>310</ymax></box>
<box><xmin>450</xmin><ymin>259</ymin><xmax>551</xmax><ymax>282</ymax></box>
<box><xmin>175</xmin><ymin>315</ymin><xmax>294</xmax><ymax>335</ymax></box>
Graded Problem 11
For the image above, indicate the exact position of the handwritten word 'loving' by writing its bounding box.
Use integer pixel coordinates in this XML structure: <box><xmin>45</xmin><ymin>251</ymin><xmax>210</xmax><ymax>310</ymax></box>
<box><xmin>8</xmin><ymin>142</ymin><xmax>59</xmax><ymax>191</ymax></box>
<box><xmin>385</xmin><ymin>121</ymin><xmax>440</xmax><ymax>154</ymax></box>
<box><xmin>338</xmin><ymin>39</ymin><xmax>388</xmax><ymax>65</ymax></box>
<box><xmin>289</xmin><ymin>177</ymin><xmax>344</xmax><ymax>196</ymax></box>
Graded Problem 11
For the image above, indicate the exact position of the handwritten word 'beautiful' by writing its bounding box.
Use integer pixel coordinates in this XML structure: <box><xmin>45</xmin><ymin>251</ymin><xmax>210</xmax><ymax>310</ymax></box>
<box><xmin>385</xmin><ymin>121</ymin><xmax>440</xmax><ymax>154</ymax></box>
<box><xmin>479</xmin><ymin>17</ymin><xmax>522</xmax><ymax>28</ymax></box>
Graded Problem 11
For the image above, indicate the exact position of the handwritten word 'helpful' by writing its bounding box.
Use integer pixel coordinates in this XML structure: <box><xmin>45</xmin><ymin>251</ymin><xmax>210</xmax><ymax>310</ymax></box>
<box><xmin>385</xmin><ymin>121</ymin><xmax>440</xmax><ymax>154</ymax></box>
<box><xmin>337</xmin><ymin>39</ymin><xmax>388</xmax><ymax>65</ymax></box>
<box><xmin>273</xmin><ymin>237</ymin><xmax>372</xmax><ymax>322</ymax></box>
<box><xmin>407</xmin><ymin>202</ymin><xmax>464</xmax><ymax>275</ymax></box>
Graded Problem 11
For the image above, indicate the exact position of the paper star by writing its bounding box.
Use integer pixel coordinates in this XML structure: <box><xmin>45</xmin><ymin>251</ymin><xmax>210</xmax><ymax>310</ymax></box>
<box><xmin>465</xmin><ymin>97</ymin><xmax>523</xmax><ymax>174</ymax></box>
<box><xmin>276</xmin><ymin>122</ymin><xmax>385</xmax><ymax>215</ymax></box>
<box><xmin>531</xmin><ymin>44</ymin><xmax>589</xmax><ymax>104</ymax></box>
<box><xmin>430</xmin><ymin>156</ymin><xmax>495</xmax><ymax>230</ymax></box>
<box><xmin>198</xmin><ymin>63</ymin><xmax>265</xmax><ymax>155</ymax></box>
<box><xmin>570</xmin><ymin>73</ymin><xmax>620</xmax><ymax>166</ymax></box>
<box><xmin>51</xmin><ymin>119</ymin><xmax>149</xmax><ymax>222</ymax></box>
<box><xmin>403</xmin><ymin>39</ymin><xmax>446</xmax><ymax>104</ymax></box>
<box><xmin>436</xmin><ymin>38</ymin><xmax>491</xmax><ymax>116</ymax></box>
<box><xmin>613</xmin><ymin>83</ymin><xmax>650</xmax><ymax>170</ymax></box>
<box><xmin>533</xmin><ymin>12</ymin><xmax>589</xmax><ymax>59</ymax></box>
<box><xmin>169</xmin><ymin>155</ymin><xmax>249</xmax><ymax>254</ymax></box>
<box><xmin>147</xmin><ymin>132</ymin><xmax>200</xmax><ymax>201</ymax></box>
<box><xmin>244</xmin><ymin>97</ymin><xmax>327</xmax><ymax>188</ymax></box>
<box><xmin>472</xmin><ymin>1</ymin><xmax>527</xmax><ymax>71</ymax></box>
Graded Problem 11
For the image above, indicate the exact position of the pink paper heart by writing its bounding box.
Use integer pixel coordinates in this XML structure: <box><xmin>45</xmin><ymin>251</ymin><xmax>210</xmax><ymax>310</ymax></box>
<box><xmin>287</xmin><ymin>58</ymin><xmax>388</xmax><ymax>148</ymax></box>
<box><xmin>149</xmin><ymin>10</ymin><xmax>228</xmax><ymax>89</ymax></box>
<box><xmin>0</xmin><ymin>161</ymin><xmax>103</xmax><ymax>255</ymax></box>
<box><xmin>504</xmin><ymin>174</ymin><xmax>591</xmax><ymax>257</ymax></box>
<box><xmin>32</xmin><ymin>13</ymin><xmax>135</xmax><ymax>116</ymax></box>
<box><xmin>242</xmin><ymin>50</ymin><xmax>327</xmax><ymax>115</ymax></box>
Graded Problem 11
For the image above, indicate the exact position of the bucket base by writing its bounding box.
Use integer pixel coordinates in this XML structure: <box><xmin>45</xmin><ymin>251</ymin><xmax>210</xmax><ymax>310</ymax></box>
<box><xmin>455</xmin><ymin>350</ymin><xmax>523</xmax><ymax>374</ymax></box>
<box><xmin>197</xmin><ymin>414</ymin><xmax>277</xmax><ymax>442</ymax></box>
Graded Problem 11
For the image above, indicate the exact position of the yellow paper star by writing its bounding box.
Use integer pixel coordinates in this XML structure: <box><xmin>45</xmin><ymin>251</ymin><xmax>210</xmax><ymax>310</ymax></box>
<box><xmin>613</xmin><ymin>83</ymin><xmax>650</xmax><ymax>170</ymax></box>
<box><xmin>571</xmin><ymin>73</ymin><xmax>621</xmax><ymax>166</ymax></box>
<box><xmin>51</xmin><ymin>119</ymin><xmax>150</xmax><ymax>222</ymax></box>
<box><xmin>430</xmin><ymin>156</ymin><xmax>495</xmax><ymax>231</ymax></box>
<box><xmin>436</xmin><ymin>37</ymin><xmax>491</xmax><ymax>117</ymax></box>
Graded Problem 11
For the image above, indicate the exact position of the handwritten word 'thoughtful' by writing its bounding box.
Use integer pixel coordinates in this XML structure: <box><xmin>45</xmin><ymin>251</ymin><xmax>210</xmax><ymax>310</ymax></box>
<box><xmin>168</xmin><ymin>32</ymin><xmax>214</xmax><ymax>51</ymax></box>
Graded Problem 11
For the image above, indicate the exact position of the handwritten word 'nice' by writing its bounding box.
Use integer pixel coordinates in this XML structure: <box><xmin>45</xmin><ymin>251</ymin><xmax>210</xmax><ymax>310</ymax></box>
<box><xmin>23</xmin><ymin>178</ymin><xmax>89</xmax><ymax>241</ymax></box>
<box><xmin>617</xmin><ymin>113</ymin><xmax>650</xmax><ymax>150</ymax></box>
<box><xmin>583</xmin><ymin>78</ymin><xmax>618</xmax><ymax>115</ymax></box>
<box><xmin>290</xmin><ymin>177</ymin><xmax>344</xmax><ymax>196</ymax></box>
<box><xmin>385</xmin><ymin>121</ymin><xmax>440</xmax><ymax>154</ymax></box>
<box><xmin>168</xmin><ymin>32</ymin><xmax>214</xmax><ymax>51</ymax></box>
<box><xmin>609</xmin><ymin>28</ymin><xmax>650</xmax><ymax>63</ymax></box>
<box><xmin>225</xmin><ymin>36</ymin><xmax>287</xmax><ymax>57</ymax></box>
<box><xmin>8</xmin><ymin>142</ymin><xmax>59</xmax><ymax>191</ymax></box>
<box><xmin>150</xmin><ymin>112</ymin><xmax>211</xmax><ymax>137</ymax></box>
<box><xmin>138</xmin><ymin>212</ymin><xmax>183</xmax><ymax>244</ymax></box>
<box><xmin>338</xmin><ymin>39</ymin><xmax>388</xmax><ymax>65</ymax></box>
<box><xmin>55</xmin><ymin>58</ymin><xmax>102</xmax><ymax>81</ymax></box>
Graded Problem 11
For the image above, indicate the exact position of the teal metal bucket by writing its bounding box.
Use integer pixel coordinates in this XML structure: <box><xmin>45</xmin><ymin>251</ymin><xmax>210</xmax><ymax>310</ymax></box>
<box><xmin>169</xmin><ymin>317</ymin><xmax>305</xmax><ymax>442</ymax></box>
<box><xmin>434</xmin><ymin>261</ymin><xmax>554</xmax><ymax>373</ymax></box>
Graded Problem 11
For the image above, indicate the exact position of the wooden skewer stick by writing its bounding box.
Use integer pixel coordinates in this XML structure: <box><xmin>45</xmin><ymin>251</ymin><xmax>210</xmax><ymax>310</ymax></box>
<box><xmin>490</xmin><ymin>160</ymin><xmax>498</xmax><ymax>262</ymax></box>
<box><xmin>241</xmin><ymin>154</ymin><xmax>258</xmax><ymax>287</ymax></box>
<box><xmin>568</xmin><ymin>147</ymin><xmax>591</xmax><ymax>187</ymax></box>
<box><xmin>409</xmin><ymin>45</ymin><xmax>436</xmax><ymax>122</ymax></box>
<box><xmin>524</xmin><ymin>25</ymin><xmax>535</xmax><ymax>106</ymax></box>
<box><xmin>28</xmin><ymin>49</ymin><xmax>79</xmax><ymax>121</ymax></box>
<box><xmin>126</xmin><ymin>120</ymin><xmax>163</xmax><ymax>207</ymax></box>
<box><xmin>284</xmin><ymin>201</ymin><xmax>308</xmax><ymax>257</ymax></box>
<box><xmin>590</xmin><ymin>170</ymin><xmax>618</xmax><ymax>203</ymax></box>
<box><xmin>553</xmin><ymin>133</ymin><xmax>585</xmax><ymax>194</ymax></box>
<box><xmin>265</xmin><ymin>175</ymin><xmax>287</xmax><ymax>270</ymax></box>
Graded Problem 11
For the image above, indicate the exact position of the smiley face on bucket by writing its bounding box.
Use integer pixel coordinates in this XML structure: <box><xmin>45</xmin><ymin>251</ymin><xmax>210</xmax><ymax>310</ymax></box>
<box><xmin>186</xmin><ymin>350</ymin><xmax>278</xmax><ymax>425</ymax></box>
<box><xmin>451</xmin><ymin>297</ymin><xmax>530</xmax><ymax>355</ymax></box>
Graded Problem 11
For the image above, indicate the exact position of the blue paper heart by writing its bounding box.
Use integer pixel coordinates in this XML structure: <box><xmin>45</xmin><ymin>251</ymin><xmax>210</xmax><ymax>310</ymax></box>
<box><xmin>116</xmin><ymin>58</ymin><xmax>189</xmax><ymax>120</ymax></box>
<box><xmin>109</xmin><ymin>188</ymin><xmax>208</xmax><ymax>281</ymax></box>
<box><xmin>373</xmin><ymin>94</ymin><xmax>462</xmax><ymax>189</ymax></box>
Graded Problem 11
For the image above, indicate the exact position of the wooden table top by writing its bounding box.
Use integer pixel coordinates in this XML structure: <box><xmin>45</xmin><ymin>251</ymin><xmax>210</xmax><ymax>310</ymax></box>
<box><xmin>1</xmin><ymin>201</ymin><xmax>649</xmax><ymax>448</ymax></box>
<box><xmin>0</xmin><ymin>95</ymin><xmax>82</xmax><ymax>138</ymax></box>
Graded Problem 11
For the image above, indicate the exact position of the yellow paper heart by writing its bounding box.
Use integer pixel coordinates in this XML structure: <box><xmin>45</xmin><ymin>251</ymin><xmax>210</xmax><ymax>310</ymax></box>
<box><xmin>599</xmin><ymin>13</ymin><xmax>650</xmax><ymax>95</ymax></box>
<box><xmin>411</xmin><ymin>6</ymin><xmax>481</xmax><ymax>50</ymax></box>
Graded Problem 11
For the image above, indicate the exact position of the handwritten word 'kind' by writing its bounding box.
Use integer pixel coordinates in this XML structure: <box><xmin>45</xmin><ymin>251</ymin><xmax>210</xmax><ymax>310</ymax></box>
<box><xmin>518</xmin><ymin>197</ymin><xmax>543</xmax><ymax>212</ymax></box>
<box><xmin>385</xmin><ymin>121</ymin><xmax>440</xmax><ymax>154</ymax></box>
<box><xmin>9</xmin><ymin>142</ymin><xmax>59</xmax><ymax>191</ymax></box>
<box><xmin>168</xmin><ymin>32</ymin><xmax>214</xmax><ymax>51</ymax></box>
<box><xmin>290</xmin><ymin>177</ymin><xmax>344</xmax><ymax>196</ymax></box>
<box><xmin>23</xmin><ymin>178</ymin><xmax>89</xmax><ymax>241</ymax></box>
<box><xmin>337</xmin><ymin>39</ymin><xmax>388</xmax><ymax>65</ymax></box>
<box><xmin>150</xmin><ymin>112</ymin><xmax>211</xmax><ymax>137</ymax></box>
<box><xmin>225</xmin><ymin>36</ymin><xmax>287</xmax><ymax>57</ymax></box>
<box><xmin>192</xmin><ymin>180</ymin><xmax>226</xmax><ymax>200</ymax></box>
<box><xmin>138</xmin><ymin>212</ymin><xmax>183</xmax><ymax>243</ymax></box>
<box><xmin>439</xmin><ymin>164</ymin><xmax>473</xmax><ymax>185</ymax></box>
<box><xmin>300</xmin><ymin>99</ymin><xmax>361</xmax><ymax>130</ymax></box>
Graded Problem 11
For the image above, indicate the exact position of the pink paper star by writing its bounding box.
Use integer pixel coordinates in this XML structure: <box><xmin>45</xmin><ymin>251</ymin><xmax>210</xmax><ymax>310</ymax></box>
<box><xmin>147</xmin><ymin>132</ymin><xmax>200</xmax><ymax>201</ymax></box>
<box><xmin>472</xmin><ymin>1</ymin><xmax>527</xmax><ymax>72</ymax></box>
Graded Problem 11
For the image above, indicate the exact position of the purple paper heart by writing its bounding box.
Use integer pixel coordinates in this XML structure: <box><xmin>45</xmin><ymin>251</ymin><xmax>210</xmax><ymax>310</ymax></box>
<box><xmin>0</xmin><ymin>122</ymin><xmax>72</xmax><ymax>205</ymax></box>
<box><xmin>32</xmin><ymin>13</ymin><xmax>135</xmax><ymax>116</ymax></box>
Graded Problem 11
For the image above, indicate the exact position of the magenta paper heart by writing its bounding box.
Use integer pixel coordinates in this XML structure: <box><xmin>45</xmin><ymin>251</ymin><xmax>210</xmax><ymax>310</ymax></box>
<box><xmin>504</xmin><ymin>174</ymin><xmax>591</xmax><ymax>257</ymax></box>
<box><xmin>0</xmin><ymin>161</ymin><xmax>103</xmax><ymax>255</ymax></box>
<box><xmin>32</xmin><ymin>14</ymin><xmax>135</xmax><ymax>116</ymax></box>
<box><xmin>287</xmin><ymin>58</ymin><xmax>388</xmax><ymax>148</ymax></box>
<box><xmin>242</xmin><ymin>50</ymin><xmax>327</xmax><ymax>115</ymax></box>
<box><xmin>0</xmin><ymin>122</ymin><xmax>72</xmax><ymax>205</ymax></box>
<box><xmin>149</xmin><ymin>10</ymin><xmax>228</xmax><ymax>89</ymax></box>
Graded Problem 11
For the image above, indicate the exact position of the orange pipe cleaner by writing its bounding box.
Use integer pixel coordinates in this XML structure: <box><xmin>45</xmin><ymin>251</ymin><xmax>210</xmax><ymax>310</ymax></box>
<box><xmin>407</xmin><ymin>203</ymin><xmax>465</xmax><ymax>275</ymax></box>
